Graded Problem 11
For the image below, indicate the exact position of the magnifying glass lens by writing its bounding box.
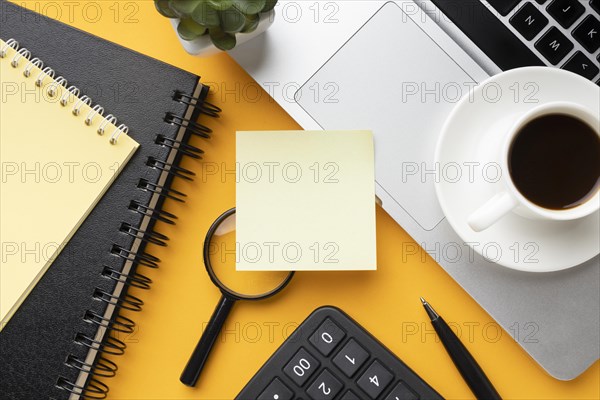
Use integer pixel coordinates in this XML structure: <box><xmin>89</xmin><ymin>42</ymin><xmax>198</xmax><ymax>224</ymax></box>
<box><xmin>207</xmin><ymin>213</ymin><xmax>291</xmax><ymax>298</ymax></box>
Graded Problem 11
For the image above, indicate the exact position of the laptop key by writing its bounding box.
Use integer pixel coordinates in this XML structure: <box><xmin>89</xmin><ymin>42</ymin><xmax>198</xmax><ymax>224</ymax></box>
<box><xmin>536</xmin><ymin>0</ymin><xmax>548</xmax><ymax>3</ymax></box>
<box><xmin>547</xmin><ymin>0</ymin><xmax>586</xmax><ymax>28</ymax></box>
<box><xmin>592</xmin><ymin>0</ymin><xmax>600</xmax><ymax>14</ymax></box>
<box><xmin>573</xmin><ymin>15</ymin><xmax>600</xmax><ymax>52</ymax></box>
<box><xmin>562</xmin><ymin>51</ymin><xmax>600</xmax><ymax>79</ymax></box>
<box><xmin>487</xmin><ymin>0</ymin><xmax>522</xmax><ymax>16</ymax></box>
<box><xmin>510</xmin><ymin>2</ymin><xmax>550</xmax><ymax>40</ymax></box>
<box><xmin>535</xmin><ymin>27</ymin><xmax>574</xmax><ymax>64</ymax></box>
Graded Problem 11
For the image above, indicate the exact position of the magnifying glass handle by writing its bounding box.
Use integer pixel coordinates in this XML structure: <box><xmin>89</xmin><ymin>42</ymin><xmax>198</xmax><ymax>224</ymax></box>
<box><xmin>180</xmin><ymin>295</ymin><xmax>236</xmax><ymax>387</ymax></box>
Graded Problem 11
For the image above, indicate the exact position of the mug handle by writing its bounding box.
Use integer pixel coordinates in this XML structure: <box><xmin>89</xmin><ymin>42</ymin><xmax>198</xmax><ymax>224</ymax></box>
<box><xmin>467</xmin><ymin>192</ymin><xmax>518</xmax><ymax>232</ymax></box>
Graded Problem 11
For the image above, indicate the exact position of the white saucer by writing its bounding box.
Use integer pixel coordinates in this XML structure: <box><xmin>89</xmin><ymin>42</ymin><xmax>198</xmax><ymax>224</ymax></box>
<box><xmin>434</xmin><ymin>67</ymin><xmax>600</xmax><ymax>272</ymax></box>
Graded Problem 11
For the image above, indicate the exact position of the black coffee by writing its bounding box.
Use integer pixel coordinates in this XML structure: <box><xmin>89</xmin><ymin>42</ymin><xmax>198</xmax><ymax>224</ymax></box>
<box><xmin>508</xmin><ymin>113</ymin><xmax>600</xmax><ymax>210</ymax></box>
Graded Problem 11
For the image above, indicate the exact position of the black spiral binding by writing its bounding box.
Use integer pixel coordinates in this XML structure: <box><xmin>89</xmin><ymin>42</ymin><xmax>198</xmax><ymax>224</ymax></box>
<box><xmin>156</xmin><ymin>134</ymin><xmax>205</xmax><ymax>159</ymax></box>
<box><xmin>65</xmin><ymin>355</ymin><xmax>118</xmax><ymax>378</ymax></box>
<box><xmin>128</xmin><ymin>200</ymin><xmax>179</xmax><ymax>226</ymax></box>
<box><xmin>56</xmin><ymin>378</ymin><xmax>110</xmax><ymax>400</ymax></box>
<box><xmin>101</xmin><ymin>265</ymin><xmax>153</xmax><ymax>290</ymax></box>
<box><xmin>119</xmin><ymin>222</ymin><xmax>170</xmax><ymax>247</ymax></box>
<box><xmin>55</xmin><ymin>79</ymin><xmax>220</xmax><ymax>399</ymax></box>
<box><xmin>137</xmin><ymin>179</ymin><xmax>187</xmax><ymax>203</ymax></box>
<box><xmin>147</xmin><ymin>156</ymin><xmax>197</xmax><ymax>181</ymax></box>
<box><xmin>164</xmin><ymin>112</ymin><xmax>213</xmax><ymax>138</ymax></box>
<box><xmin>173</xmin><ymin>90</ymin><xmax>222</xmax><ymax>117</ymax></box>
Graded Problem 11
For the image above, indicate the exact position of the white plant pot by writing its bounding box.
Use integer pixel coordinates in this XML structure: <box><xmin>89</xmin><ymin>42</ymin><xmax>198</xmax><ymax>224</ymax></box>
<box><xmin>170</xmin><ymin>9</ymin><xmax>275</xmax><ymax>57</ymax></box>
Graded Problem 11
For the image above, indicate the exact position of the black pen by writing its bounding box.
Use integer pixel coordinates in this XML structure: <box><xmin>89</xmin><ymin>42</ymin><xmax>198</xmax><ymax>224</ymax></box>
<box><xmin>420</xmin><ymin>297</ymin><xmax>501</xmax><ymax>400</ymax></box>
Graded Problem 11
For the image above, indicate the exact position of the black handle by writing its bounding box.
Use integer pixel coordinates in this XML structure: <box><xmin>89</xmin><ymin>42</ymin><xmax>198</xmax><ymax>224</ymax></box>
<box><xmin>434</xmin><ymin>316</ymin><xmax>502</xmax><ymax>400</ymax></box>
<box><xmin>180</xmin><ymin>295</ymin><xmax>236</xmax><ymax>387</ymax></box>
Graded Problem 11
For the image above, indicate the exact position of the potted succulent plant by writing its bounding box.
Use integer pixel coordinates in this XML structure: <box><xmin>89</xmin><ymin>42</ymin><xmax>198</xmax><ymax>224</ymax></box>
<box><xmin>154</xmin><ymin>0</ymin><xmax>277</xmax><ymax>56</ymax></box>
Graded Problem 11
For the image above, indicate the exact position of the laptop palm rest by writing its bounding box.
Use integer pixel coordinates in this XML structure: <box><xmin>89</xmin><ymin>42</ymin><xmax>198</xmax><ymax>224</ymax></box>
<box><xmin>296</xmin><ymin>2</ymin><xmax>477</xmax><ymax>231</ymax></box>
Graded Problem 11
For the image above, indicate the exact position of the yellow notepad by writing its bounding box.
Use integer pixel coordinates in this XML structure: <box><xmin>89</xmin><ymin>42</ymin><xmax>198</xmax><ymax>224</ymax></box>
<box><xmin>0</xmin><ymin>39</ymin><xmax>139</xmax><ymax>328</ymax></box>
<box><xmin>236</xmin><ymin>130</ymin><xmax>376</xmax><ymax>271</ymax></box>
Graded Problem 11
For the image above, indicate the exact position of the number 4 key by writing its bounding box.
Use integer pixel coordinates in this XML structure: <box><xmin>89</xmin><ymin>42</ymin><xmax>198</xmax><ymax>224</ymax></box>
<box><xmin>357</xmin><ymin>361</ymin><xmax>394</xmax><ymax>399</ymax></box>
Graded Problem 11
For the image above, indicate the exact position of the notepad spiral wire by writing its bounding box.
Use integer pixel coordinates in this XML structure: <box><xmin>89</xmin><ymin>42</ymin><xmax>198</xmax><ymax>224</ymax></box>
<box><xmin>0</xmin><ymin>39</ymin><xmax>132</xmax><ymax>145</ymax></box>
<box><xmin>1</xmin><ymin>38</ymin><xmax>221</xmax><ymax>399</ymax></box>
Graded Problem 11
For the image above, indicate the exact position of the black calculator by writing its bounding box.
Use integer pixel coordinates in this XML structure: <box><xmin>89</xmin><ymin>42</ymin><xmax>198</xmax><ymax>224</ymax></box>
<box><xmin>236</xmin><ymin>306</ymin><xmax>443</xmax><ymax>400</ymax></box>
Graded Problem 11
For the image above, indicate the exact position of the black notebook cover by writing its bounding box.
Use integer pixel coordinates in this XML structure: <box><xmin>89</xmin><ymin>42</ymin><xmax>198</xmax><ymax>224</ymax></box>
<box><xmin>0</xmin><ymin>1</ymin><xmax>218</xmax><ymax>398</ymax></box>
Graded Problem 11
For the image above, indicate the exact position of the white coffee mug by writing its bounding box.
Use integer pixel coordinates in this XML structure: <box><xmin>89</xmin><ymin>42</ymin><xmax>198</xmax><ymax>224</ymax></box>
<box><xmin>467</xmin><ymin>102</ymin><xmax>600</xmax><ymax>232</ymax></box>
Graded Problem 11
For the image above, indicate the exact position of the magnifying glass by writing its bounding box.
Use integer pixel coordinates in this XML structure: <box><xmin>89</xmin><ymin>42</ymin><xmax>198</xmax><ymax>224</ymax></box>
<box><xmin>180</xmin><ymin>208</ymin><xmax>294</xmax><ymax>387</ymax></box>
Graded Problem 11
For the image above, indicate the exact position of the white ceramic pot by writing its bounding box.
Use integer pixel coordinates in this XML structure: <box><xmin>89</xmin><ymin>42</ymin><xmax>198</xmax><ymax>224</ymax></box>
<box><xmin>170</xmin><ymin>9</ymin><xmax>275</xmax><ymax>57</ymax></box>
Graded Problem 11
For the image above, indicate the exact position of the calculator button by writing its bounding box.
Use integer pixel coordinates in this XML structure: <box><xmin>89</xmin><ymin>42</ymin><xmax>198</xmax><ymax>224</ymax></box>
<box><xmin>306</xmin><ymin>369</ymin><xmax>343</xmax><ymax>400</ymax></box>
<box><xmin>340</xmin><ymin>390</ymin><xmax>361</xmax><ymax>400</ymax></box>
<box><xmin>510</xmin><ymin>3</ymin><xmax>549</xmax><ymax>40</ymax></box>
<box><xmin>562</xmin><ymin>51</ymin><xmax>600</xmax><ymax>79</ymax></box>
<box><xmin>283</xmin><ymin>348</ymin><xmax>320</xmax><ymax>387</ymax></box>
<box><xmin>357</xmin><ymin>361</ymin><xmax>394</xmax><ymax>399</ymax></box>
<box><xmin>309</xmin><ymin>318</ymin><xmax>346</xmax><ymax>356</ymax></box>
<box><xmin>535</xmin><ymin>27</ymin><xmax>574</xmax><ymax>64</ymax></box>
<box><xmin>547</xmin><ymin>0</ymin><xmax>585</xmax><ymax>28</ymax></box>
<box><xmin>384</xmin><ymin>382</ymin><xmax>420</xmax><ymax>400</ymax></box>
<box><xmin>332</xmin><ymin>339</ymin><xmax>370</xmax><ymax>377</ymax></box>
<box><xmin>257</xmin><ymin>378</ymin><xmax>294</xmax><ymax>400</ymax></box>
<box><xmin>573</xmin><ymin>15</ymin><xmax>600</xmax><ymax>53</ymax></box>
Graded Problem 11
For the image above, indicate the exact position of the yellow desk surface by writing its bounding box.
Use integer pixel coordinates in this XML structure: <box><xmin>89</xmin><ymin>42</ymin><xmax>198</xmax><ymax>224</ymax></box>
<box><xmin>15</xmin><ymin>2</ymin><xmax>599</xmax><ymax>399</ymax></box>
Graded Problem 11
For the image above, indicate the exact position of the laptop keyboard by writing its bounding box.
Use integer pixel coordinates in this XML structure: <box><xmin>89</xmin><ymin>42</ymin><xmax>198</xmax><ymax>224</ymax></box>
<box><xmin>489</xmin><ymin>0</ymin><xmax>600</xmax><ymax>81</ymax></box>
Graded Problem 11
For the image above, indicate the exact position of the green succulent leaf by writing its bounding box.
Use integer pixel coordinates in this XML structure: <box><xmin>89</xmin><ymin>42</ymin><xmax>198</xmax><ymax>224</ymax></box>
<box><xmin>154</xmin><ymin>0</ymin><xmax>178</xmax><ymax>18</ymax></box>
<box><xmin>261</xmin><ymin>0</ymin><xmax>277</xmax><ymax>12</ymax></box>
<box><xmin>232</xmin><ymin>0</ymin><xmax>267</xmax><ymax>15</ymax></box>
<box><xmin>170</xmin><ymin>0</ymin><xmax>202</xmax><ymax>15</ymax></box>
<box><xmin>207</xmin><ymin>0</ymin><xmax>233</xmax><ymax>11</ymax></box>
<box><xmin>177</xmin><ymin>17</ymin><xmax>207</xmax><ymax>40</ymax></box>
<box><xmin>219</xmin><ymin>7</ymin><xmax>246</xmax><ymax>33</ymax></box>
<box><xmin>241</xmin><ymin>13</ymin><xmax>260</xmax><ymax>33</ymax></box>
<box><xmin>192</xmin><ymin>0</ymin><xmax>220</xmax><ymax>27</ymax></box>
<box><xmin>209</xmin><ymin>27</ymin><xmax>237</xmax><ymax>50</ymax></box>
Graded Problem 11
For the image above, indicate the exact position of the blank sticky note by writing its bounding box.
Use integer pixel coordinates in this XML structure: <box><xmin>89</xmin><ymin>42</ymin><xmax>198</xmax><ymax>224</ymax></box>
<box><xmin>236</xmin><ymin>130</ymin><xmax>376</xmax><ymax>271</ymax></box>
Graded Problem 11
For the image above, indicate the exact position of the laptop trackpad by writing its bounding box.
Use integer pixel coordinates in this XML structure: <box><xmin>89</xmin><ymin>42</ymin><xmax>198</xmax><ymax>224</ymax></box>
<box><xmin>295</xmin><ymin>2</ymin><xmax>477</xmax><ymax>231</ymax></box>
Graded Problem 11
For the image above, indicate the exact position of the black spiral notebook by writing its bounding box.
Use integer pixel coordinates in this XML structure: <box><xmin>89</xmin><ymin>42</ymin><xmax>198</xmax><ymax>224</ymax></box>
<box><xmin>0</xmin><ymin>1</ymin><xmax>219</xmax><ymax>398</ymax></box>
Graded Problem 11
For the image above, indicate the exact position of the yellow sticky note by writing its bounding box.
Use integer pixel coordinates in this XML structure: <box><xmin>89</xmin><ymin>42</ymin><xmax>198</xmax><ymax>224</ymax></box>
<box><xmin>236</xmin><ymin>130</ymin><xmax>376</xmax><ymax>271</ymax></box>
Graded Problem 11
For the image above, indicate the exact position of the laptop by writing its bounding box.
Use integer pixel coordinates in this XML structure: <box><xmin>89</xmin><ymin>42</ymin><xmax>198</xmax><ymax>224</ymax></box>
<box><xmin>229</xmin><ymin>0</ymin><xmax>600</xmax><ymax>380</ymax></box>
